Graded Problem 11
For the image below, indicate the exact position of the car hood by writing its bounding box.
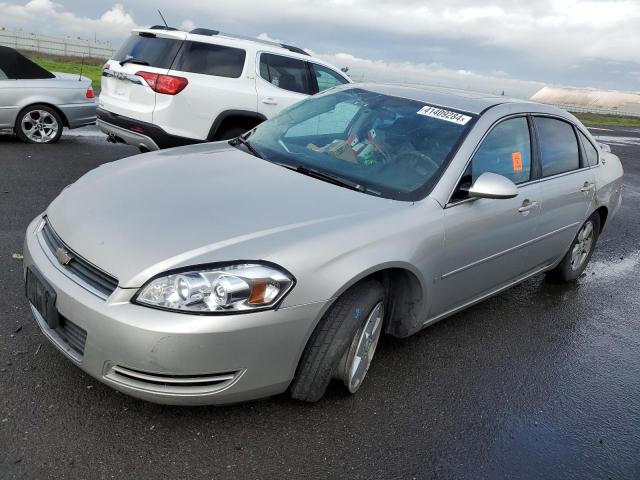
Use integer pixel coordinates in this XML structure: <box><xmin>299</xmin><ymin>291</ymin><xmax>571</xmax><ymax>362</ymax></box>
<box><xmin>46</xmin><ymin>143</ymin><xmax>401</xmax><ymax>287</ymax></box>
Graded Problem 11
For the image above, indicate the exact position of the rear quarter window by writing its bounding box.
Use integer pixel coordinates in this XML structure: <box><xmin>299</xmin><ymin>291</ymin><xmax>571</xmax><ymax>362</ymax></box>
<box><xmin>578</xmin><ymin>131</ymin><xmax>599</xmax><ymax>166</ymax></box>
<box><xmin>173</xmin><ymin>41</ymin><xmax>246</xmax><ymax>78</ymax></box>
<box><xmin>311</xmin><ymin>63</ymin><xmax>348</xmax><ymax>92</ymax></box>
<box><xmin>113</xmin><ymin>34</ymin><xmax>182</xmax><ymax>69</ymax></box>
<box><xmin>534</xmin><ymin>117</ymin><xmax>580</xmax><ymax>177</ymax></box>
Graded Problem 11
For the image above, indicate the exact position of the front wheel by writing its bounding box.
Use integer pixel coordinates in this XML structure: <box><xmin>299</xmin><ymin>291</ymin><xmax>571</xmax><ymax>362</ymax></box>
<box><xmin>15</xmin><ymin>105</ymin><xmax>63</xmax><ymax>144</ymax></box>
<box><xmin>547</xmin><ymin>213</ymin><xmax>600</xmax><ymax>282</ymax></box>
<box><xmin>290</xmin><ymin>280</ymin><xmax>386</xmax><ymax>402</ymax></box>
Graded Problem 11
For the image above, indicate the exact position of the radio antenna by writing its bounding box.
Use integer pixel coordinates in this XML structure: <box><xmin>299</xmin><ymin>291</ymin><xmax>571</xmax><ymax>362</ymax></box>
<box><xmin>158</xmin><ymin>9</ymin><xmax>169</xmax><ymax>29</ymax></box>
<box><xmin>78</xmin><ymin>54</ymin><xmax>85</xmax><ymax>81</ymax></box>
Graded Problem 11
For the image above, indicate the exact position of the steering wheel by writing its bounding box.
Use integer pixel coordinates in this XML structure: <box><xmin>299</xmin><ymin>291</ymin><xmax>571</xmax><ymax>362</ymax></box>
<box><xmin>394</xmin><ymin>150</ymin><xmax>439</xmax><ymax>171</ymax></box>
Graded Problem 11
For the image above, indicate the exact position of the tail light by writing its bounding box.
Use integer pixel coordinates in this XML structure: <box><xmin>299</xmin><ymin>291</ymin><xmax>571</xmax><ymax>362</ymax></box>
<box><xmin>86</xmin><ymin>86</ymin><xmax>95</xmax><ymax>99</ymax></box>
<box><xmin>135</xmin><ymin>71</ymin><xmax>188</xmax><ymax>95</ymax></box>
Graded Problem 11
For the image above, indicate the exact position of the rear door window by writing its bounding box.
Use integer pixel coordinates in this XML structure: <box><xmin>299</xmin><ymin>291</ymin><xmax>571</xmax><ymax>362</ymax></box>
<box><xmin>173</xmin><ymin>41</ymin><xmax>246</xmax><ymax>78</ymax></box>
<box><xmin>113</xmin><ymin>34</ymin><xmax>182</xmax><ymax>69</ymax></box>
<box><xmin>0</xmin><ymin>67</ymin><xmax>7</xmax><ymax>80</ymax></box>
<box><xmin>578</xmin><ymin>131</ymin><xmax>599</xmax><ymax>166</ymax></box>
<box><xmin>259</xmin><ymin>53</ymin><xmax>313</xmax><ymax>95</ymax></box>
<box><xmin>311</xmin><ymin>63</ymin><xmax>348</xmax><ymax>92</ymax></box>
<box><xmin>534</xmin><ymin>117</ymin><xmax>580</xmax><ymax>177</ymax></box>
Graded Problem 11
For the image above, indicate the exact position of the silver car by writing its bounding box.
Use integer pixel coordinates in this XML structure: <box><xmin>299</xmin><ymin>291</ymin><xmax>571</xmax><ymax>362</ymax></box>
<box><xmin>0</xmin><ymin>47</ymin><xmax>96</xmax><ymax>144</ymax></box>
<box><xmin>23</xmin><ymin>84</ymin><xmax>623</xmax><ymax>405</ymax></box>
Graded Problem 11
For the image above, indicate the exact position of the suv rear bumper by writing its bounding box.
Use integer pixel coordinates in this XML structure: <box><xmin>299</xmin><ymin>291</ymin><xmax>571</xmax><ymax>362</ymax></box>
<box><xmin>96</xmin><ymin>108</ymin><xmax>200</xmax><ymax>151</ymax></box>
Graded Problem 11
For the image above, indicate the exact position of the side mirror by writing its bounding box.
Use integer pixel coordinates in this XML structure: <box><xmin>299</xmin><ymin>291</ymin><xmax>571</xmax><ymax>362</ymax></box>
<box><xmin>468</xmin><ymin>172</ymin><xmax>518</xmax><ymax>199</ymax></box>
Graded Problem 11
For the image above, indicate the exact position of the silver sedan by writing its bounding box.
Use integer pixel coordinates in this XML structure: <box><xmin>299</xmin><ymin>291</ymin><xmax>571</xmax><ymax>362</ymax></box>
<box><xmin>0</xmin><ymin>47</ymin><xmax>96</xmax><ymax>144</ymax></box>
<box><xmin>23</xmin><ymin>84</ymin><xmax>623</xmax><ymax>404</ymax></box>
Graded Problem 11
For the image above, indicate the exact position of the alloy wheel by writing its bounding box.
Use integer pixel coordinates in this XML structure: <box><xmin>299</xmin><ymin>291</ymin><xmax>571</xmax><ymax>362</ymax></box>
<box><xmin>21</xmin><ymin>110</ymin><xmax>59</xmax><ymax>143</ymax></box>
<box><xmin>340</xmin><ymin>301</ymin><xmax>384</xmax><ymax>393</ymax></box>
<box><xmin>571</xmin><ymin>221</ymin><xmax>595</xmax><ymax>271</ymax></box>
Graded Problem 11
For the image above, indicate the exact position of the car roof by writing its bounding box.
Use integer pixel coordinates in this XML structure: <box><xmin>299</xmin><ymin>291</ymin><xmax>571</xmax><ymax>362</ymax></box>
<box><xmin>347</xmin><ymin>83</ymin><xmax>539</xmax><ymax>115</ymax></box>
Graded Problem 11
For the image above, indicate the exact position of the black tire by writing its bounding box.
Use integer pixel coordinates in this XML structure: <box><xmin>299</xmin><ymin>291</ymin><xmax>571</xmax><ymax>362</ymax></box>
<box><xmin>547</xmin><ymin>212</ymin><xmax>600</xmax><ymax>282</ymax></box>
<box><xmin>213</xmin><ymin>126</ymin><xmax>248</xmax><ymax>141</ymax></box>
<box><xmin>290</xmin><ymin>279</ymin><xmax>385</xmax><ymax>402</ymax></box>
<box><xmin>15</xmin><ymin>104</ymin><xmax>64</xmax><ymax>144</ymax></box>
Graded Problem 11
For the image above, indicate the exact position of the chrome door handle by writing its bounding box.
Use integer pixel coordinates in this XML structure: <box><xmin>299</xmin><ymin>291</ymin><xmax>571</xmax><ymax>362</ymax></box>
<box><xmin>518</xmin><ymin>200</ymin><xmax>539</xmax><ymax>213</ymax></box>
<box><xmin>580</xmin><ymin>182</ymin><xmax>595</xmax><ymax>192</ymax></box>
<box><xmin>261</xmin><ymin>97</ymin><xmax>278</xmax><ymax>105</ymax></box>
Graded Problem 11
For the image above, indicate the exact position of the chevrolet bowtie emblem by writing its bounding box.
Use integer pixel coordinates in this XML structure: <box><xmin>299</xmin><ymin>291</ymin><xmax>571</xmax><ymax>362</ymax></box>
<box><xmin>55</xmin><ymin>247</ymin><xmax>73</xmax><ymax>266</ymax></box>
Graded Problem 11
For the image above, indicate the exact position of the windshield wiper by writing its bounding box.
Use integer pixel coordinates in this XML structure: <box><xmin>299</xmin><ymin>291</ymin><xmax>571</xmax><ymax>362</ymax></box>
<box><xmin>229</xmin><ymin>136</ymin><xmax>263</xmax><ymax>159</ymax></box>
<box><xmin>119</xmin><ymin>57</ymin><xmax>149</xmax><ymax>67</ymax></box>
<box><xmin>294</xmin><ymin>166</ymin><xmax>366</xmax><ymax>193</ymax></box>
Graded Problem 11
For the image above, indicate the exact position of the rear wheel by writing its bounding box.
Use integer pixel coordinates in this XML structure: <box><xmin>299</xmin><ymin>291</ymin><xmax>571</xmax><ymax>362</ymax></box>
<box><xmin>547</xmin><ymin>213</ymin><xmax>600</xmax><ymax>281</ymax></box>
<box><xmin>15</xmin><ymin>105</ymin><xmax>63</xmax><ymax>144</ymax></box>
<box><xmin>290</xmin><ymin>280</ymin><xmax>385</xmax><ymax>402</ymax></box>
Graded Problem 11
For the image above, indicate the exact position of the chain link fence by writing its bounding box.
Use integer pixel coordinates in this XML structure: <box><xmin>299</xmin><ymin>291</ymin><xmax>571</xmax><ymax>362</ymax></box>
<box><xmin>0</xmin><ymin>28</ymin><xmax>115</xmax><ymax>59</ymax></box>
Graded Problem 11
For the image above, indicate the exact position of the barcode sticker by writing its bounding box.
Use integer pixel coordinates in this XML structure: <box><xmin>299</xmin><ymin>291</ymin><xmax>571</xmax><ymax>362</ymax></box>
<box><xmin>417</xmin><ymin>106</ymin><xmax>472</xmax><ymax>125</ymax></box>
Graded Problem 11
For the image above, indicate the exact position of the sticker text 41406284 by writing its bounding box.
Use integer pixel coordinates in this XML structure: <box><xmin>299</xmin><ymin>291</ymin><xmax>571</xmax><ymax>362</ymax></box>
<box><xmin>417</xmin><ymin>106</ymin><xmax>472</xmax><ymax>125</ymax></box>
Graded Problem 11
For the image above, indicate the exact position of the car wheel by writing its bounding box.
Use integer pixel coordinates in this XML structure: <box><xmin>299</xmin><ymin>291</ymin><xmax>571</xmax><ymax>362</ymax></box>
<box><xmin>290</xmin><ymin>279</ymin><xmax>385</xmax><ymax>402</ymax></box>
<box><xmin>15</xmin><ymin>105</ymin><xmax>63</xmax><ymax>144</ymax></box>
<box><xmin>214</xmin><ymin>126</ymin><xmax>248</xmax><ymax>141</ymax></box>
<box><xmin>547</xmin><ymin>213</ymin><xmax>600</xmax><ymax>282</ymax></box>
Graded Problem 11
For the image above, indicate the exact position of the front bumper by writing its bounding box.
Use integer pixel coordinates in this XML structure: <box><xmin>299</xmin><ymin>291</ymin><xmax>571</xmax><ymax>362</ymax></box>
<box><xmin>23</xmin><ymin>216</ymin><xmax>324</xmax><ymax>405</ymax></box>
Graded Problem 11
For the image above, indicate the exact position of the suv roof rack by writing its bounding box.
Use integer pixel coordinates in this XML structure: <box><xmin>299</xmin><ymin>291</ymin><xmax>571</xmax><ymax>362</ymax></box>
<box><xmin>188</xmin><ymin>28</ymin><xmax>309</xmax><ymax>56</ymax></box>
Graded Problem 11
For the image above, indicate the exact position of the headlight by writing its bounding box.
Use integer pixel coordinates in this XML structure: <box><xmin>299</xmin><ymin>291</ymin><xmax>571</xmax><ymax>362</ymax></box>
<box><xmin>133</xmin><ymin>263</ymin><xmax>295</xmax><ymax>314</ymax></box>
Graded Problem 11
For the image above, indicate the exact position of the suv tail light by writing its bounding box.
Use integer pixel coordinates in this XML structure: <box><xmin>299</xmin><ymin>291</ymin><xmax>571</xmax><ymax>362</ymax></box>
<box><xmin>135</xmin><ymin>71</ymin><xmax>189</xmax><ymax>95</ymax></box>
<box><xmin>86</xmin><ymin>86</ymin><xmax>95</xmax><ymax>99</ymax></box>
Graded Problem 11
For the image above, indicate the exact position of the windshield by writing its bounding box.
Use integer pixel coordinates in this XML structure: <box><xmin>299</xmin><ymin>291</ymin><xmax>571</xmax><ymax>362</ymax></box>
<box><xmin>244</xmin><ymin>88</ymin><xmax>475</xmax><ymax>200</ymax></box>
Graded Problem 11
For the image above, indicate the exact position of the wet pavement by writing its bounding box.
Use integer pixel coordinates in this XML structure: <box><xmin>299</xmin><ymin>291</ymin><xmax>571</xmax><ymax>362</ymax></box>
<box><xmin>1</xmin><ymin>126</ymin><xmax>639</xmax><ymax>479</ymax></box>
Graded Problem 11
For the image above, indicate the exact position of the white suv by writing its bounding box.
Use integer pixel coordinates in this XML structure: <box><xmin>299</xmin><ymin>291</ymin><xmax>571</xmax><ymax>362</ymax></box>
<box><xmin>97</xmin><ymin>27</ymin><xmax>351</xmax><ymax>151</ymax></box>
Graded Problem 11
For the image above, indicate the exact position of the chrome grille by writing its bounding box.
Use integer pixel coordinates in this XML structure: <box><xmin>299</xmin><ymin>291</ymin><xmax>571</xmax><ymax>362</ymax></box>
<box><xmin>40</xmin><ymin>219</ymin><xmax>118</xmax><ymax>298</ymax></box>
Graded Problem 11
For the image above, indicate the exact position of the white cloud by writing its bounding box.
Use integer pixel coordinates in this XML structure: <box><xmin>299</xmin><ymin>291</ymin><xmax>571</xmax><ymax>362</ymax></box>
<box><xmin>179</xmin><ymin>19</ymin><xmax>195</xmax><ymax>32</ymax></box>
<box><xmin>0</xmin><ymin>1</ymin><xmax>137</xmax><ymax>44</ymax></box>
<box><xmin>0</xmin><ymin>0</ymin><xmax>637</xmax><ymax>93</ymax></box>
<box><xmin>115</xmin><ymin>0</ymin><xmax>640</xmax><ymax>66</ymax></box>
<box><xmin>315</xmin><ymin>51</ymin><xmax>545</xmax><ymax>98</ymax></box>
<box><xmin>256</xmin><ymin>32</ymin><xmax>282</xmax><ymax>43</ymax></box>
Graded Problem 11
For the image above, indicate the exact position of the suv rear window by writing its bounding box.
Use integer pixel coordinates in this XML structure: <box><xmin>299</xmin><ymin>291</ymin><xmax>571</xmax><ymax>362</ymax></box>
<box><xmin>113</xmin><ymin>34</ymin><xmax>182</xmax><ymax>69</ymax></box>
<box><xmin>173</xmin><ymin>41</ymin><xmax>246</xmax><ymax>78</ymax></box>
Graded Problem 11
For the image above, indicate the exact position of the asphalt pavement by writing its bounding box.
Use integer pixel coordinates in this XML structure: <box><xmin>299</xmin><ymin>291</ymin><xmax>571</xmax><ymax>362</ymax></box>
<box><xmin>1</xmin><ymin>126</ymin><xmax>639</xmax><ymax>479</ymax></box>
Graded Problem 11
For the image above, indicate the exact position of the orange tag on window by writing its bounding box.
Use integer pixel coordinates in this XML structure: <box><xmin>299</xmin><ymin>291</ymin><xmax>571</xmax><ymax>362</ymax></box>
<box><xmin>512</xmin><ymin>152</ymin><xmax>523</xmax><ymax>172</ymax></box>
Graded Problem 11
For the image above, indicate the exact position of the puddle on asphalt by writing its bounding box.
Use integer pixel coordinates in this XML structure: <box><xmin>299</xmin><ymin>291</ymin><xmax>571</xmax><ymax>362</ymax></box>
<box><xmin>583</xmin><ymin>250</ymin><xmax>640</xmax><ymax>282</ymax></box>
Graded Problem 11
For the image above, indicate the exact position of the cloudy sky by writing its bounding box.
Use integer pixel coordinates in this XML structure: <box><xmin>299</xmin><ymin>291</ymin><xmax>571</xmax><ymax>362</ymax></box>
<box><xmin>1</xmin><ymin>0</ymin><xmax>639</xmax><ymax>98</ymax></box>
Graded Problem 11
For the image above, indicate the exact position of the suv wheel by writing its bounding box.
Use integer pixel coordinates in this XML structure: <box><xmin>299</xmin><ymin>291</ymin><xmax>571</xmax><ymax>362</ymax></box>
<box><xmin>16</xmin><ymin>105</ymin><xmax>63</xmax><ymax>144</ymax></box>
